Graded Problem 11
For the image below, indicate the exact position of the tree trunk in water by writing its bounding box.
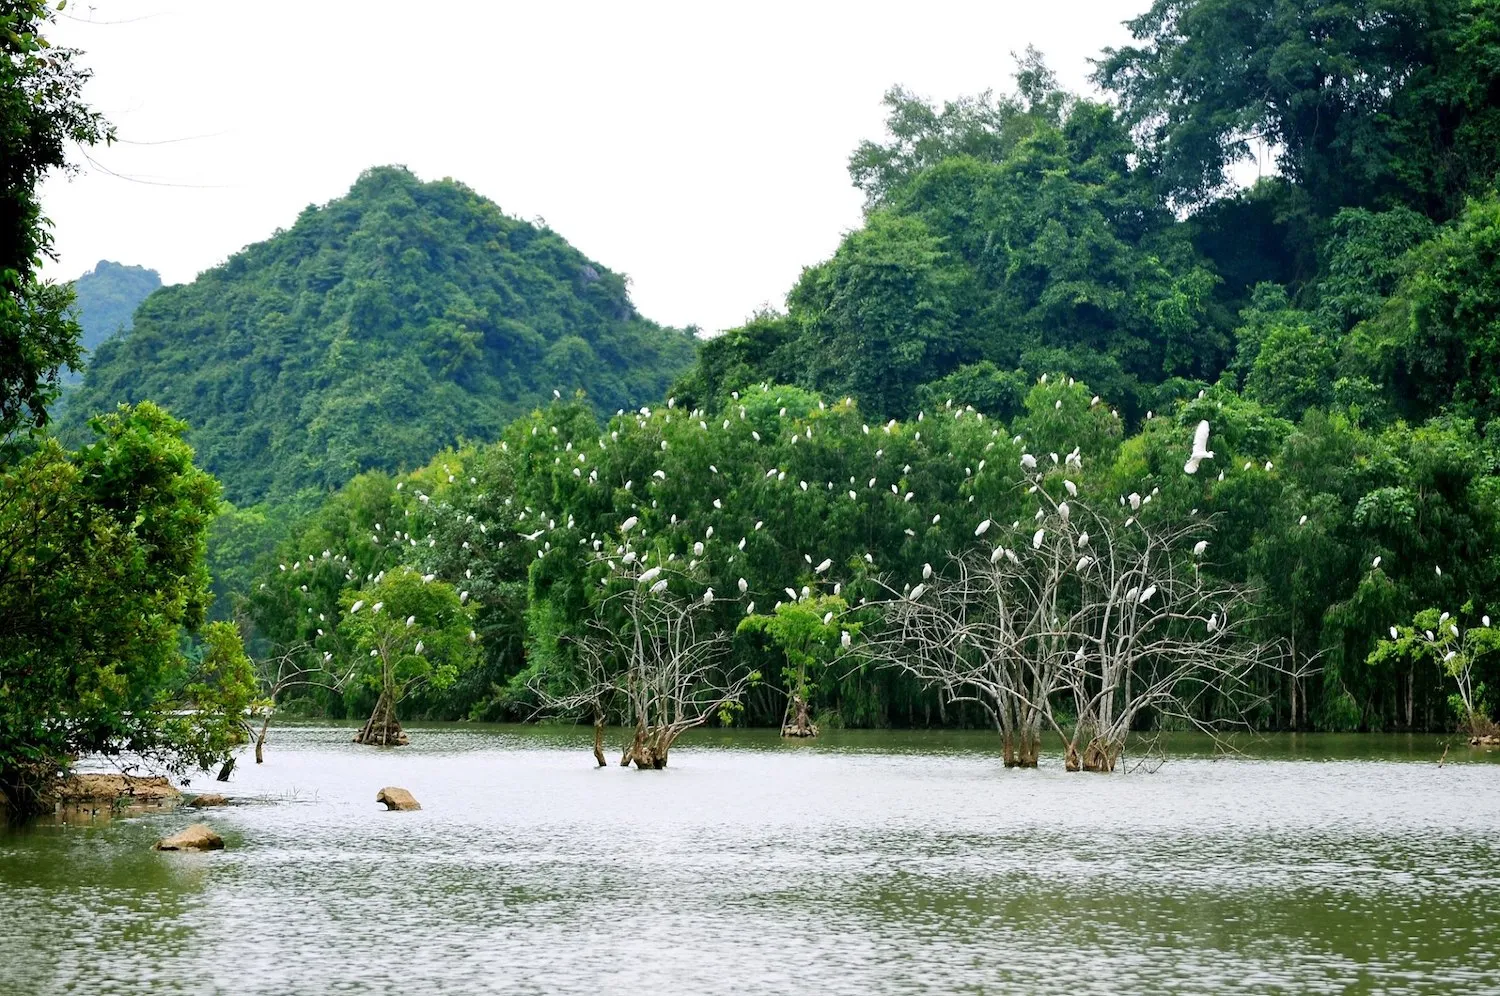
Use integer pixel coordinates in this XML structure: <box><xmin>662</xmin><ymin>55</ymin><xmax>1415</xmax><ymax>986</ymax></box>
<box><xmin>354</xmin><ymin>689</ymin><xmax>408</xmax><ymax>746</ymax></box>
<box><xmin>1016</xmin><ymin>730</ymin><xmax>1040</xmax><ymax>768</ymax></box>
<box><xmin>592</xmin><ymin>714</ymin><xmax>607</xmax><ymax>768</ymax></box>
<box><xmin>1002</xmin><ymin>732</ymin><xmax>1017</xmax><ymax>768</ymax></box>
<box><xmin>1081</xmin><ymin>739</ymin><xmax>1118</xmax><ymax>772</ymax></box>
<box><xmin>1064</xmin><ymin>741</ymin><xmax>1082</xmax><ymax>772</ymax></box>
<box><xmin>215</xmin><ymin>757</ymin><xmax>235</xmax><ymax>782</ymax></box>
<box><xmin>254</xmin><ymin>713</ymin><xmax>271</xmax><ymax>764</ymax></box>
<box><xmin>782</xmin><ymin>694</ymin><xmax>818</xmax><ymax>738</ymax></box>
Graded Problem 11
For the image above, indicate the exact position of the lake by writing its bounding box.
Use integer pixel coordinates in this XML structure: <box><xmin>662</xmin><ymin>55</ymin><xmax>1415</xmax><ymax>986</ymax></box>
<box><xmin>2</xmin><ymin>726</ymin><xmax>1498</xmax><ymax>995</ymax></box>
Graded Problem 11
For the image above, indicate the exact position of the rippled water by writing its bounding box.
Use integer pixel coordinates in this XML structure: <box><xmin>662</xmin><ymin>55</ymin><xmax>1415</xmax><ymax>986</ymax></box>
<box><xmin>3</xmin><ymin>726</ymin><xmax>1498</xmax><ymax>995</ymax></box>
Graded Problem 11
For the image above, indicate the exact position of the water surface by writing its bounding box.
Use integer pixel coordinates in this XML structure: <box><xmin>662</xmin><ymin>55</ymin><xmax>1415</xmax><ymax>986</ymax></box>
<box><xmin>3</xmin><ymin>726</ymin><xmax>1497</xmax><ymax>995</ymax></box>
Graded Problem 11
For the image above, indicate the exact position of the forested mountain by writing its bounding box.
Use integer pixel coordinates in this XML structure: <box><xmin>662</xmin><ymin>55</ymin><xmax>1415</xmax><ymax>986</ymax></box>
<box><xmin>63</xmin><ymin>167</ymin><xmax>697</xmax><ymax>502</ymax></box>
<box><xmin>69</xmin><ymin>259</ymin><xmax>160</xmax><ymax>354</ymax></box>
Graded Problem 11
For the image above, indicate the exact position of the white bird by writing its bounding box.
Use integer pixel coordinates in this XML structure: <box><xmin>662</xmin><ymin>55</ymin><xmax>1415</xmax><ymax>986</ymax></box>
<box><xmin>823</xmin><ymin>611</ymin><xmax>834</xmax><ymax>625</ymax></box>
<box><xmin>1058</xmin><ymin>502</ymin><xmax>1070</xmax><ymax>523</ymax></box>
<box><xmin>621</xmin><ymin>516</ymin><xmax>639</xmax><ymax>533</ymax></box>
<box><xmin>415</xmin><ymin>640</ymin><xmax>425</xmax><ymax>654</ymax></box>
<box><xmin>373</xmin><ymin>601</ymin><xmax>386</xmax><ymax>612</ymax></box>
<box><xmin>1372</xmin><ymin>556</ymin><xmax>1382</xmax><ymax>568</ymax></box>
<box><xmin>1265</xmin><ymin>461</ymin><xmax>1274</xmax><ymax>471</ymax></box>
<box><xmin>1184</xmin><ymin>420</ymin><xmax>1214</xmax><ymax>474</ymax></box>
<box><xmin>405</xmin><ymin>615</ymin><xmax>416</xmax><ymax>628</ymax></box>
<box><xmin>1128</xmin><ymin>492</ymin><xmax>1141</xmax><ymax>511</ymax></box>
<box><xmin>1485</xmin><ymin>616</ymin><xmax>1492</xmax><ymax>628</ymax></box>
<box><xmin>650</xmin><ymin>579</ymin><xmax>669</xmax><ymax>594</ymax></box>
<box><xmin>639</xmin><ymin>567</ymin><xmax>662</xmax><ymax>584</ymax></box>
<box><xmin>815</xmin><ymin>558</ymin><xmax>833</xmax><ymax>574</ymax></box>
<box><xmin>1138</xmin><ymin>585</ymin><xmax>1157</xmax><ymax>604</ymax></box>
<box><xmin>1299</xmin><ymin>514</ymin><xmax>1308</xmax><ymax>526</ymax></box>
<box><xmin>975</xmin><ymin>519</ymin><xmax>992</xmax><ymax>537</ymax></box>
<box><xmin>1193</xmin><ymin>540</ymin><xmax>1208</xmax><ymax>557</ymax></box>
<box><xmin>1064</xmin><ymin>479</ymin><xmax>1077</xmax><ymax>497</ymax></box>
<box><xmin>1207</xmin><ymin>615</ymin><xmax>1219</xmax><ymax>633</ymax></box>
<box><xmin>1021</xmin><ymin>453</ymin><xmax>1037</xmax><ymax>470</ymax></box>
<box><xmin>922</xmin><ymin>563</ymin><xmax>933</xmax><ymax>579</ymax></box>
<box><xmin>1032</xmin><ymin>528</ymin><xmax>1045</xmax><ymax>550</ymax></box>
<box><xmin>349</xmin><ymin>600</ymin><xmax>365</xmax><ymax>615</ymax></box>
<box><xmin>747</xmin><ymin>602</ymin><xmax>756</xmax><ymax>614</ymax></box>
<box><xmin>1077</xmin><ymin>556</ymin><xmax>1093</xmax><ymax>571</ymax></box>
<box><xmin>841</xmin><ymin>630</ymin><xmax>851</xmax><ymax>649</ymax></box>
<box><xmin>785</xmin><ymin>587</ymin><xmax>798</xmax><ymax>601</ymax></box>
<box><xmin>703</xmin><ymin>588</ymin><xmax>715</xmax><ymax>606</ymax></box>
<box><xmin>694</xmin><ymin>541</ymin><xmax>704</xmax><ymax>557</ymax></box>
<box><xmin>1390</xmin><ymin>625</ymin><xmax>1400</xmax><ymax>639</ymax></box>
<box><xmin>909</xmin><ymin>583</ymin><xmax>927</xmax><ymax>600</ymax></box>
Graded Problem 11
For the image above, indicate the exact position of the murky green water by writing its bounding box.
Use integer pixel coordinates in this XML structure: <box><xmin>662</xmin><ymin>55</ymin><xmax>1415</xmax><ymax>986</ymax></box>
<box><xmin>3</xmin><ymin>726</ymin><xmax>1498</xmax><ymax>995</ymax></box>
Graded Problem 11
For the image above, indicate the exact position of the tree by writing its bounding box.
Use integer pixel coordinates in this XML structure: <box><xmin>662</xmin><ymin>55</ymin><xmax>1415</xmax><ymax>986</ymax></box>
<box><xmin>1097</xmin><ymin>0</ymin><xmax>1500</xmax><ymax>218</ymax></box>
<box><xmin>739</xmin><ymin>593</ymin><xmax>854</xmax><ymax>737</ymax></box>
<box><xmin>338</xmin><ymin>566</ymin><xmax>477</xmax><ymax>746</ymax></box>
<box><xmin>1</xmin><ymin>0</ymin><xmax>112</xmax><ymax>437</ymax></box>
<box><xmin>0</xmin><ymin>402</ymin><xmax>254</xmax><ymax>815</ymax></box>
<box><xmin>1371</xmin><ymin>607</ymin><xmax>1500</xmax><ymax>735</ymax></box>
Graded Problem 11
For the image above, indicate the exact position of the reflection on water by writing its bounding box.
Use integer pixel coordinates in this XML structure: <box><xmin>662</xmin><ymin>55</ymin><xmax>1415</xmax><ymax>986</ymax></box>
<box><xmin>2</xmin><ymin>726</ymin><xmax>1497</xmax><ymax>995</ymax></box>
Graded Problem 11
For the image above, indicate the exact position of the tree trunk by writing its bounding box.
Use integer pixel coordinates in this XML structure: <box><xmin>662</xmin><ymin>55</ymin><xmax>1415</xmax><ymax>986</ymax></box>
<box><xmin>254</xmin><ymin>713</ymin><xmax>271</xmax><ymax>764</ymax></box>
<box><xmin>1002</xmin><ymin>731</ymin><xmax>1018</xmax><ymax>768</ymax></box>
<box><xmin>1016</xmin><ymin>730</ymin><xmax>1040</xmax><ymax>768</ymax></box>
<box><xmin>592</xmin><ymin>713</ymin><xmax>607</xmax><ymax>768</ymax></box>
<box><xmin>781</xmin><ymin>693</ymin><xmax>818</xmax><ymax>738</ymax></box>
<box><xmin>1064</xmin><ymin>741</ymin><xmax>1082</xmax><ymax>772</ymax></box>
<box><xmin>354</xmin><ymin>688</ymin><xmax>408</xmax><ymax>746</ymax></box>
<box><xmin>215</xmin><ymin>757</ymin><xmax>235</xmax><ymax>781</ymax></box>
<box><xmin>1081</xmin><ymin>738</ymin><xmax>1119</xmax><ymax>772</ymax></box>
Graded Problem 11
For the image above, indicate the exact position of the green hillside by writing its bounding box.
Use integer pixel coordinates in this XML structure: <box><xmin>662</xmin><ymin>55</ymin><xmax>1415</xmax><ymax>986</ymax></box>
<box><xmin>69</xmin><ymin>259</ymin><xmax>160</xmax><ymax>354</ymax></box>
<box><xmin>64</xmin><ymin>167</ymin><xmax>697</xmax><ymax>501</ymax></box>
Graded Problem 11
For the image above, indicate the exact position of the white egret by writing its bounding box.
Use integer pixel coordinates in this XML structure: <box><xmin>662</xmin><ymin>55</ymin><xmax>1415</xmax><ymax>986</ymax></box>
<box><xmin>1064</xmin><ymin>479</ymin><xmax>1077</xmax><ymax>497</ymax></box>
<box><xmin>1184</xmin><ymin>420</ymin><xmax>1214</xmax><ymax>474</ymax></box>
<box><xmin>1193</xmin><ymin>540</ymin><xmax>1208</xmax><ymax>557</ymax></box>
<box><xmin>639</xmin><ymin>566</ymin><xmax>662</xmax><ymax>584</ymax></box>
<box><xmin>1139</xmin><ymin>584</ymin><xmax>1157</xmax><ymax>604</ymax></box>
<box><xmin>1373</xmin><ymin>556</ymin><xmax>1382</xmax><ymax>568</ymax></box>
<box><xmin>922</xmin><ymin>563</ymin><xmax>933</xmax><ymax>579</ymax></box>
<box><xmin>909</xmin><ymin>583</ymin><xmax>927</xmax><ymax>600</ymax></box>
<box><xmin>650</xmin><ymin>579</ymin><xmax>669</xmax><ymax>594</ymax></box>
<box><xmin>975</xmin><ymin>519</ymin><xmax>992</xmax><ymax>536</ymax></box>
<box><xmin>704</xmin><ymin>588</ymin><xmax>715</xmax><ymax>606</ymax></box>
<box><xmin>841</xmin><ymin>630</ymin><xmax>851</xmax><ymax>649</ymax></box>
<box><xmin>815</xmin><ymin>558</ymin><xmax>833</xmax><ymax>574</ymax></box>
<box><xmin>1032</xmin><ymin>528</ymin><xmax>1045</xmax><ymax>549</ymax></box>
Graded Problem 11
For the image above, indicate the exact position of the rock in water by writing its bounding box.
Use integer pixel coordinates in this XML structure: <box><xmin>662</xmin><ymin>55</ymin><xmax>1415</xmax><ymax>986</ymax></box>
<box><xmin>56</xmin><ymin>774</ymin><xmax>181</xmax><ymax>807</ymax></box>
<box><xmin>188</xmin><ymin>793</ymin><xmax>230</xmax><ymax>808</ymax></box>
<box><xmin>376</xmin><ymin>787</ymin><xmax>421</xmax><ymax>811</ymax></box>
<box><xmin>155</xmin><ymin>824</ymin><xmax>224</xmax><ymax>851</ymax></box>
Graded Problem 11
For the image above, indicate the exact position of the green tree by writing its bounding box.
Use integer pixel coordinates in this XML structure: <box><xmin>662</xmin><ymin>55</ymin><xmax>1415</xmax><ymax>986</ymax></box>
<box><xmin>1</xmin><ymin>1</ymin><xmax>112</xmax><ymax>437</ymax></box>
<box><xmin>339</xmin><ymin>566</ymin><xmax>477</xmax><ymax>745</ymax></box>
<box><xmin>0</xmin><ymin>403</ymin><xmax>254</xmax><ymax>815</ymax></box>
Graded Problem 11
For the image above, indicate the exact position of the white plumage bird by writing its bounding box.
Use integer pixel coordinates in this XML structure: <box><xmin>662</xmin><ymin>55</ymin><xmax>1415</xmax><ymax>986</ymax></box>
<box><xmin>1032</xmin><ymin>528</ymin><xmax>1045</xmax><ymax>550</ymax></box>
<box><xmin>650</xmin><ymin>579</ymin><xmax>669</xmax><ymax>594</ymax></box>
<box><xmin>909</xmin><ymin>583</ymin><xmax>927</xmax><ymax>600</ymax></box>
<box><xmin>1193</xmin><ymin>540</ymin><xmax>1208</xmax><ymax>557</ymax></box>
<box><xmin>975</xmin><ymin>519</ymin><xmax>992</xmax><ymax>537</ymax></box>
<box><xmin>1184</xmin><ymin>420</ymin><xmax>1214</xmax><ymax>474</ymax></box>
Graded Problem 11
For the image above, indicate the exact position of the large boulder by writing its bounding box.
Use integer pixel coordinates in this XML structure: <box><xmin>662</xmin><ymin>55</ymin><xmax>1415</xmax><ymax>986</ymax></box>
<box><xmin>188</xmin><ymin>793</ymin><xmax>230</xmax><ymax>808</ymax></box>
<box><xmin>154</xmin><ymin>824</ymin><xmax>224</xmax><ymax>851</ymax></box>
<box><xmin>376</xmin><ymin>787</ymin><xmax>421</xmax><ymax>811</ymax></box>
<box><xmin>56</xmin><ymin>774</ymin><xmax>181</xmax><ymax>808</ymax></box>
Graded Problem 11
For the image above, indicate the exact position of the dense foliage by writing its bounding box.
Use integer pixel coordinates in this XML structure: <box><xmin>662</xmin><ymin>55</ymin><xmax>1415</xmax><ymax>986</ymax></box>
<box><xmin>68</xmin><ymin>259</ymin><xmax>160</xmax><ymax>358</ymax></box>
<box><xmin>0</xmin><ymin>403</ymin><xmax>256</xmax><ymax>813</ymax></box>
<box><xmin>0</xmin><ymin>0</ymin><xmax>110</xmax><ymax>437</ymax></box>
<box><xmin>39</xmin><ymin>0</ymin><xmax>1500</xmax><ymax>750</ymax></box>
<box><xmin>64</xmin><ymin>166</ymin><xmax>698</xmax><ymax>502</ymax></box>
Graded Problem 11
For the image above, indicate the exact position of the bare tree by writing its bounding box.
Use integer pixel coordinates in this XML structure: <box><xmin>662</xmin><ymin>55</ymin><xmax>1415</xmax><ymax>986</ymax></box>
<box><xmin>247</xmin><ymin>643</ymin><xmax>358</xmax><ymax>764</ymax></box>
<box><xmin>532</xmin><ymin>554</ymin><xmax>753</xmax><ymax>769</ymax></box>
<box><xmin>865</xmin><ymin>479</ymin><xmax>1274</xmax><ymax>771</ymax></box>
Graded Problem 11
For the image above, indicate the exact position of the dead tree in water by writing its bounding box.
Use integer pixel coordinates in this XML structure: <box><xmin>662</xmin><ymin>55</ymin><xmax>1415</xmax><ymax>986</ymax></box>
<box><xmin>247</xmin><ymin>643</ymin><xmax>358</xmax><ymax>764</ymax></box>
<box><xmin>533</xmin><ymin>555</ymin><xmax>752</xmax><ymax>769</ymax></box>
<box><xmin>868</xmin><ymin>481</ymin><xmax>1270</xmax><ymax>771</ymax></box>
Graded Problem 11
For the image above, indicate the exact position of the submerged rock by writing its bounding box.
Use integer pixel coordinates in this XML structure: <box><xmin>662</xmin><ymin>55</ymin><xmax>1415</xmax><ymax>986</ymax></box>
<box><xmin>56</xmin><ymin>774</ymin><xmax>181</xmax><ymax>807</ymax></box>
<box><xmin>188</xmin><ymin>793</ymin><xmax>230</xmax><ymax>808</ymax></box>
<box><xmin>155</xmin><ymin>824</ymin><xmax>224</xmax><ymax>851</ymax></box>
<box><xmin>376</xmin><ymin>787</ymin><xmax>421</xmax><ymax>811</ymax></box>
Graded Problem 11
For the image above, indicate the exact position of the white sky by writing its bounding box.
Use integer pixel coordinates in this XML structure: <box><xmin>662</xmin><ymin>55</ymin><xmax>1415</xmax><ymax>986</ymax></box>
<box><xmin>40</xmin><ymin>1</ymin><xmax>1144</xmax><ymax>334</ymax></box>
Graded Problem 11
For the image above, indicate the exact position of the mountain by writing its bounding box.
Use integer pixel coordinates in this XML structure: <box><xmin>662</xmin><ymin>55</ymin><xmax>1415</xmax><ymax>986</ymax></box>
<box><xmin>66</xmin><ymin>260</ymin><xmax>161</xmax><ymax>376</ymax></box>
<box><xmin>64</xmin><ymin>167</ymin><xmax>698</xmax><ymax>502</ymax></box>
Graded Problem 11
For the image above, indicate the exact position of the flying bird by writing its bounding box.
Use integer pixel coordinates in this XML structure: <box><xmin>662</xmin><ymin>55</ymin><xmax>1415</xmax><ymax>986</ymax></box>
<box><xmin>1184</xmin><ymin>420</ymin><xmax>1214</xmax><ymax>474</ymax></box>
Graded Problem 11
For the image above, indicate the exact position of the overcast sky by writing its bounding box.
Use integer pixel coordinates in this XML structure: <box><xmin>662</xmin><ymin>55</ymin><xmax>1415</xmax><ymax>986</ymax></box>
<box><xmin>40</xmin><ymin>1</ymin><xmax>1144</xmax><ymax>334</ymax></box>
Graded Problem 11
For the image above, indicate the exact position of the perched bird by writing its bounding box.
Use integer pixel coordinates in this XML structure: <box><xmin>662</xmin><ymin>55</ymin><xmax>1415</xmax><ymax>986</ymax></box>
<box><xmin>922</xmin><ymin>563</ymin><xmax>933</xmax><ymax>579</ymax></box>
<box><xmin>975</xmin><ymin>519</ymin><xmax>992</xmax><ymax>537</ymax></box>
<box><xmin>1138</xmin><ymin>584</ymin><xmax>1157</xmax><ymax>604</ymax></box>
<box><xmin>1193</xmin><ymin>540</ymin><xmax>1209</xmax><ymax>557</ymax></box>
<box><xmin>650</xmin><ymin>579</ymin><xmax>669</xmax><ymax>595</ymax></box>
<box><xmin>738</xmin><ymin>577</ymin><xmax>748</xmax><ymax>593</ymax></box>
<box><xmin>639</xmin><ymin>567</ymin><xmax>662</xmax><ymax>585</ymax></box>
<box><xmin>909</xmin><ymin>583</ymin><xmax>927</xmax><ymax>600</ymax></box>
<box><xmin>621</xmin><ymin>516</ymin><xmax>639</xmax><ymax>533</ymax></box>
<box><xmin>1032</xmin><ymin>528</ymin><xmax>1045</xmax><ymax>550</ymax></box>
<box><xmin>703</xmin><ymin>588</ymin><xmax>715</xmax><ymax>606</ymax></box>
<box><xmin>841</xmin><ymin>630</ymin><xmax>852</xmax><ymax>649</ymax></box>
<box><xmin>1184</xmin><ymin>420</ymin><xmax>1214</xmax><ymax>474</ymax></box>
<box><xmin>815</xmin><ymin>558</ymin><xmax>833</xmax><ymax>574</ymax></box>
